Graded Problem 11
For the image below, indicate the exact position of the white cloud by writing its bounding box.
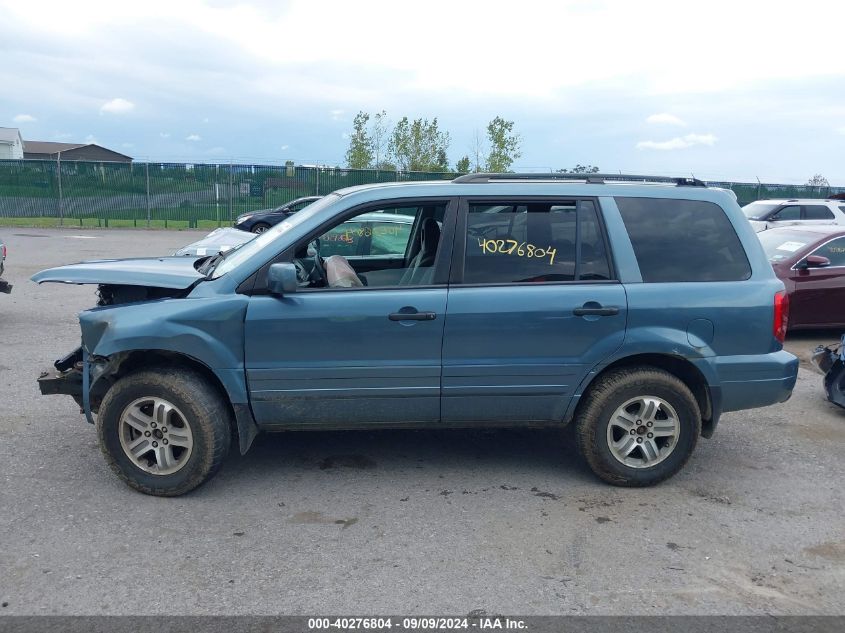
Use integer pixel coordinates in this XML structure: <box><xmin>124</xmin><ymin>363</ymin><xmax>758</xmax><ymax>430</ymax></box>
<box><xmin>185</xmin><ymin>134</ymin><xmax>202</xmax><ymax>142</ymax></box>
<box><xmin>637</xmin><ymin>133</ymin><xmax>718</xmax><ymax>150</ymax></box>
<box><xmin>646</xmin><ymin>113</ymin><xmax>686</xmax><ymax>126</ymax></box>
<box><xmin>837</xmin><ymin>126</ymin><xmax>845</xmax><ymax>135</ymax></box>
<box><xmin>330</xmin><ymin>109</ymin><xmax>344</xmax><ymax>121</ymax></box>
<box><xmin>202</xmin><ymin>117</ymin><xmax>210</xmax><ymax>123</ymax></box>
<box><xmin>100</xmin><ymin>97</ymin><xmax>135</xmax><ymax>114</ymax></box>
<box><xmin>159</xmin><ymin>132</ymin><xmax>171</xmax><ymax>138</ymax></box>
<box><xmin>280</xmin><ymin>144</ymin><xmax>289</xmax><ymax>150</ymax></box>
<box><xmin>84</xmin><ymin>134</ymin><xmax>98</xmax><ymax>144</ymax></box>
<box><xmin>13</xmin><ymin>114</ymin><xmax>36</xmax><ymax>123</ymax></box>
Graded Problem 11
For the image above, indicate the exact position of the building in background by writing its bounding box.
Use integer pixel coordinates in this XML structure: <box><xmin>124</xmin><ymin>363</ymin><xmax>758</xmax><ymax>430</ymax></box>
<box><xmin>0</xmin><ymin>127</ymin><xmax>24</xmax><ymax>159</ymax></box>
<box><xmin>23</xmin><ymin>141</ymin><xmax>132</xmax><ymax>162</ymax></box>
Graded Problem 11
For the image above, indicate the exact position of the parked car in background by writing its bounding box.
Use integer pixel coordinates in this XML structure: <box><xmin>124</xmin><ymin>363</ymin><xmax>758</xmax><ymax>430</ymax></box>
<box><xmin>33</xmin><ymin>173</ymin><xmax>797</xmax><ymax>496</ymax></box>
<box><xmin>758</xmin><ymin>225</ymin><xmax>845</xmax><ymax>329</ymax></box>
<box><xmin>0</xmin><ymin>236</ymin><xmax>10</xmax><ymax>293</ymax></box>
<box><xmin>742</xmin><ymin>199</ymin><xmax>845</xmax><ymax>232</ymax></box>
<box><xmin>234</xmin><ymin>196</ymin><xmax>323</xmax><ymax>233</ymax></box>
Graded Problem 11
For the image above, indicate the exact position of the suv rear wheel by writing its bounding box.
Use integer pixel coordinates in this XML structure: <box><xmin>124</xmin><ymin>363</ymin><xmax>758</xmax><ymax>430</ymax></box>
<box><xmin>575</xmin><ymin>366</ymin><xmax>700</xmax><ymax>486</ymax></box>
<box><xmin>97</xmin><ymin>367</ymin><xmax>231</xmax><ymax>496</ymax></box>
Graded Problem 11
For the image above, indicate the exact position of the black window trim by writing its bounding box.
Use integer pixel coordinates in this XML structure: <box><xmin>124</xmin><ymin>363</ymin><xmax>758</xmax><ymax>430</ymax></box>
<box><xmin>242</xmin><ymin>196</ymin><xmax>459</xmax><ymax>295</ymax></box>
<box><xmin>449</xmin><ymin>195</ymin><xmax>618</xmax><ymax>287</ymax></box>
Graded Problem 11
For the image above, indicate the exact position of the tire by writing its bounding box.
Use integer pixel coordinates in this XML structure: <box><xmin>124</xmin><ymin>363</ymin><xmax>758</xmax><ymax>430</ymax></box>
<box><xmin>96</xmin><ymin>367</ymin><xmax>232</xmax><ymax>496</ymax></box>
<box><xmin>251</xmin><ymin>222</ymin><xmax>270</xmax><ymax>234</ymax></box>
<box><xmin>575</xmin><ymin>366</ymin><xmax>700</xmax><ymax>487</ymax></box>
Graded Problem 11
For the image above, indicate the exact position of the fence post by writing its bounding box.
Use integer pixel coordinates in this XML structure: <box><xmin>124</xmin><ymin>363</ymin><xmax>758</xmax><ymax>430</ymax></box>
<box><xmin>56</xmin><ymin>154</ymin><xmax>64</xmax><ymax>226</ymax></box>
<box><xmin>228</xmin><ymin>162</ymin><xmax>233</xmax><ymax>221</ymax></box>
<box><xmin>756</xmin><ymin>177</ymin><xmax>761</xmax><ymax>201</ymax></box>
<box><xmin>145</xmin><ymin>162</ymin><xmax>151</xmax><ymax>227</ymax></box>
<box><xmin>315</xmin><ymin>166</ymin><xmax>320</xmax><ymax>195</ymax></box>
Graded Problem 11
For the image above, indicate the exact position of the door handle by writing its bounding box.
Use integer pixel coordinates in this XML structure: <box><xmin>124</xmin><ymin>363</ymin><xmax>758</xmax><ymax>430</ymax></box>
<box><xmin>389</xmin><ymin>309</ymin><xmax>437</xmax><ymax>321</ymax></box>
<box><xmin>573</xmin><ymin>304</ymin><xmax>619</xmax><ymax>317</ymax></box>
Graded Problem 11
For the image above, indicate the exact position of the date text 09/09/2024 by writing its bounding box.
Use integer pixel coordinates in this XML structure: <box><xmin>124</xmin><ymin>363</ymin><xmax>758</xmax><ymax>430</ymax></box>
<box><xmin>308</xmin><ymin>617</ymin><xmax>528</xmax><ymax>630</ymax></box>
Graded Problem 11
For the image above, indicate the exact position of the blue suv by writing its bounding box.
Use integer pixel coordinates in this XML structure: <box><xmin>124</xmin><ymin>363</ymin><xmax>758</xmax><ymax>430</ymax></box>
<box><xmin>34</xmin><ymin>174</ymin><xmax>799</xmax><ymax>496</ymax></box>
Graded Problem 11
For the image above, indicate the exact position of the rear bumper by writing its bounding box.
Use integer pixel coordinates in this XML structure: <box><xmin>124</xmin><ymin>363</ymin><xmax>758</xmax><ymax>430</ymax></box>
<box><xmin>708</xmin><ymin>350</ymin><xmax>798</xmax><ymax>413</ymax></box>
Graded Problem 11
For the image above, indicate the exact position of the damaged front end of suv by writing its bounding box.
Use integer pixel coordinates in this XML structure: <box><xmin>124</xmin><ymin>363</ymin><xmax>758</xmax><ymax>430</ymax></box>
<box><xmin>812</xmin><ymin>334</ymin><xmax>845</xmax><ymax>409</ymax></box>
<box><xmin>32</xmin><ymin>256</ymin><xmax>259</xmax><ymax>467</ymax></box>
<box><xmin>36</xmin><ymin>282</ymin><xmax>193</xmax><ymax>421</ymax></box>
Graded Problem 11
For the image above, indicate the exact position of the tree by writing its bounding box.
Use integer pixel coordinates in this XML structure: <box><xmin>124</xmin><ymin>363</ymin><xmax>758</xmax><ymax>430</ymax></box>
<box><xmin>371</xmin><ymin>110</ymin><xmax>389</xmax><ymax>169</ymax></box>
<box><xmin>388</xmin><ymin>116</ymin><xmax>451</xmax><ymax>172</ymax></box>
<box><xmin>455</xmin><ymin>155</ymin><xmax>471</xmax><ymax>173</ymax></box>
<box><xmin>345</xmin><ymin>111</ymin><xmax>373</xmax><ymax>169</ymax></box>
<box><xmin>470</xmin><ymin>129</ymin><xmax>486</xmax><ymax>173</ymax></box>
<box><xmin>558</xmin><ymin>164</ymin><xmax>600</xmax><ymax>174</ymax></box>
<box><xmin>485</xmin><ymin>116</ymin><xmax>521</xmax><ymax>173</ymax></box>
<box><xmin>807</xmin><ymin>173</ymin><xmax>830</xmax><ymax>187</ymax></box>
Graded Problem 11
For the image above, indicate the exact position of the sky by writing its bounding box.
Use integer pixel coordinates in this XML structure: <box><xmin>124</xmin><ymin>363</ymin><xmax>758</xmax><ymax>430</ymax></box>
<box><xmin>1</xmin><ymin>0</ymin><xmax>844</xmax><ymax>184</ymax></box>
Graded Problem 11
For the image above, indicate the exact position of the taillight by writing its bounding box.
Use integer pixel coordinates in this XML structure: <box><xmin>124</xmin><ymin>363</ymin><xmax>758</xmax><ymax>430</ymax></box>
<box><xmin>1</xmin><ymin>244</ymin><xmax>5</xmax><ymax>258</ymax></box>
<box><xmin>774</xmin><ymin>290</ymin><xmax>789</xmax><ymax>343</ymax></box>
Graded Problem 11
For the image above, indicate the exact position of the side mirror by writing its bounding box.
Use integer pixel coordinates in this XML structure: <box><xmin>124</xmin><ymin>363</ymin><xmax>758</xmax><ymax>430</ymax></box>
<box><xmin>267</xmin><ymin>262</ymin><xmax>298</xmax><ymax>295</ymax></box>
<box><xmin>804</xmin><ymin>255</ymin><xmax>831</xmax><ymax>269</ymax></box>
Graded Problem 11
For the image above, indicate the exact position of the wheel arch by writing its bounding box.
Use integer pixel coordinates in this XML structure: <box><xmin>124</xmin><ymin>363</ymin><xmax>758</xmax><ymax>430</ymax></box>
<box><xmin>567</xmin><ymin>353</ymin><xmax>717</xmax><ymax>438</ymax></box>
<box><xmin>90</xmin><ymin>349</ymin><xmax>259</xmax><ymax>454</ymax></box>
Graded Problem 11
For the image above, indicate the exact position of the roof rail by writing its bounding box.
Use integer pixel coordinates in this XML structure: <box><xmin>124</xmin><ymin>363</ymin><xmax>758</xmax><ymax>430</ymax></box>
<box><xmin>452</xmin><ymin>172</ymin><xmax>707</xmax><ymax>187</ymax></box>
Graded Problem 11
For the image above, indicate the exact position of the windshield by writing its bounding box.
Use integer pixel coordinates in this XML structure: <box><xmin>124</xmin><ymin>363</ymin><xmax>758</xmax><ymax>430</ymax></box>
<box><xmin>212</xmin><ymin>193</ymin><xmax>341</xmax><ymax>278</ymax></box>
<box><xmin>757</xmin><ymin>230</ymin><xmax>814</xmax><ymax>263</ymax></box>
<box><xmin>742</xmin><ymin>202</ymin><xmax>780</xmax><ymax>220</ymax></box>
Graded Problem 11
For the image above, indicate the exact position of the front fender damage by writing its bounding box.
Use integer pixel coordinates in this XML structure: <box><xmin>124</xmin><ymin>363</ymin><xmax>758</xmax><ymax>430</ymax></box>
<box><xmin>38</xmin><ymin>347</ymin><xmax>259</xmax><ymax>454</ymax></box>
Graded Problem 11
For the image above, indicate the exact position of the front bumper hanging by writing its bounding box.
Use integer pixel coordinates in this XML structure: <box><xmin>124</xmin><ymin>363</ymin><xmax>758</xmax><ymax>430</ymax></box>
<box><xmin>37</xmin><ymin>346</ymin><xmax>93</xmax><ymax>422</ymax></box>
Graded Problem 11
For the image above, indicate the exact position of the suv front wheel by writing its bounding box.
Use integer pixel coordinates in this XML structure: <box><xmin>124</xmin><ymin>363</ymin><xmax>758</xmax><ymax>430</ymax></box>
<box><xmin>97</xmin><ymin>367</ymin><xmax>232</xmax><ymax>496</ymax></box>
<box><xmin>575</xmin><ymin>366</ymin><xmax>700</xmax><ymax>486</ymax></box>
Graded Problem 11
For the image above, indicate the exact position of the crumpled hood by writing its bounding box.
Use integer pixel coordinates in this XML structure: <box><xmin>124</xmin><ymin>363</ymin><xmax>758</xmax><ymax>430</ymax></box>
<box><xmin>31</xmin><ymin>256</ymin><xmax>206</xmax><ymax>289</ymax></box>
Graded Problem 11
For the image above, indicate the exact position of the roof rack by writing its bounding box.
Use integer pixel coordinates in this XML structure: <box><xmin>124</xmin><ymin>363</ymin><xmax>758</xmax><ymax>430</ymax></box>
<box><xmin>452</xmin><ymin>172</ymin><xmax>707</xmax><ymax>187</ymax></box>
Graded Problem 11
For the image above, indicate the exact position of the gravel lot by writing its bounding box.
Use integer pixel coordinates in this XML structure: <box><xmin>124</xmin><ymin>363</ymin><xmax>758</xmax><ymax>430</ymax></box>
<box><xmin>1</xmin><ymin>228</ymin><xmax>844</xmax><ymax>616</ymax></box>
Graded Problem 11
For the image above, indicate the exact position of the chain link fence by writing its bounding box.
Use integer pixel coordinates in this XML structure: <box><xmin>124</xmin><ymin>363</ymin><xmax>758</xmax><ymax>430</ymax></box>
<box><xmin>0</xmin><ymin>159</ymin><xmax>842</xmax><ymax>228</ymax></box>
<box><xmin>0</xmin><ymin>160</ymin><xmax>454</xmax><ymax>228</ymax></box>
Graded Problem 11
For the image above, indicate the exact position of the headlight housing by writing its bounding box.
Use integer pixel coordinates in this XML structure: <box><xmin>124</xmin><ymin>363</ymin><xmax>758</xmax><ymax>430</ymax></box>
<box><xmin>236</xmin><ymin>214</ymin><xmax>254</xmax><ymax>223</ymax></box>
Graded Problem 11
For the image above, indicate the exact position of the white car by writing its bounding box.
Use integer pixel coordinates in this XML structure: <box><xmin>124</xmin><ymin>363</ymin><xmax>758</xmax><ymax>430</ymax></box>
<box><xmin>743</xmin><ymin>199</ymin><xmax>845</xmax><ymax>232</ymax></box>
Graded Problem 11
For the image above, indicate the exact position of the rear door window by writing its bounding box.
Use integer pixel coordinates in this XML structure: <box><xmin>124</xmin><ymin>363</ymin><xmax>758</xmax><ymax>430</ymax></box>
<box><xmin>461</xmin><ymin>199</ymin><xmax>612</xmax><ymax>284</ymax></box>
<box><xmin>804</xmin><ymin>205</ymin><xmax>835</xmax><ymax>220</ymax></box>
<box><xmin>615</xmin><ymin>197</ymin><xmax>751</xmax><ymax>282</ymax></box>
<box><xmin>320</xmin><ymin>221</ymin><xmax>365</xmax><ymax>257</ymax></box>
<box><xmin>370</xmin><ymin>221</ymin><xmax>413</xmax><ymax>256</ymax></box>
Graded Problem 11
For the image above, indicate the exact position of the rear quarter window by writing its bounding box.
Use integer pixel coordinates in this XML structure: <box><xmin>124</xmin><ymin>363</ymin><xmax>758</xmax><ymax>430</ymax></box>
<box><xmin>616</xmin><ymin>197</ymin><xmax>751</xmax><ymax>282</ymax></box>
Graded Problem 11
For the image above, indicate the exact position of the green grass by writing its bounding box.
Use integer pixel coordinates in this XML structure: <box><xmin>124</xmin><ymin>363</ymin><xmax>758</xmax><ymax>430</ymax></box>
<box><xmin>0</xmin><ymin>217</ymin><xmax>227</xmax><ymax>230</ymax></box>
